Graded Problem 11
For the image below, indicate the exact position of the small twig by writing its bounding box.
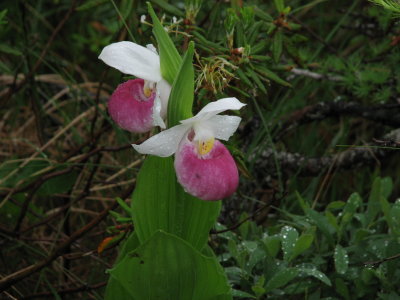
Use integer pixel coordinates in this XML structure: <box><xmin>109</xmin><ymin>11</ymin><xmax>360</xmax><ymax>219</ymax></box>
<box><xmin>363</xmin><ymin>253</ymin><xmax>400</xmax><ymax>267</ymax></box>
<box><xmin>275</xmin><ymin>101</ymin><xmax>400</xmax><ymax>141</ymax></box>
<box><xmin>289</xmin><ymin>68</ymin><xmax>343</xmax><ymax>81</ymax></box>
<box><xmin>0</xmin><ymin>0</ymin><xmax>79</xmax><ymax>107</ymax></box>
<box><xmin>0</xmin><ymin>181</ymin><xmax>135</xmax><ymax>292</ymax></box>
<box><xmin>21</xmin><ymin>281</ymin><xmax>107</xmax><ymax>299</ymax></box>
<box><xmin>256</xmin><ymin>128</ymin><xmax>400</xmax><ymax>178</ymax></box>
<box><xmin>0</xmin><ymin>105</ymin><xmax>104</xmax><ymax>193</ymax></box>
<box><xmin>211</xmin><ymin>204</ymin><xmax>269</xmax><ymax>234</ymax></box>
<box><xmin>211</xmin><ymin>193</ymin><xmax>287</xmax><ymax>234</ymax></box>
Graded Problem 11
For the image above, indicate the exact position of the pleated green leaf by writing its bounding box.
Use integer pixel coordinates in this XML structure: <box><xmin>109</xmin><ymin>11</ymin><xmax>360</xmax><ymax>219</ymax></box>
<box><xmin>148</xmin><ymin>3</ymin><xmax>182</xmax><ymax>85</ymax></box>
<box><xmin>132</xmin><ymin>156</ymin><xmax>221</xmax><ymax>250</ymax></box>
<box><xmin>167</xmin><ymin>41</ymin><xmax>195</xmax><ymax>127</ymax></box>
<box><xmin>108</xmin><ymin>231</ymin><xmax>232</xmax><ymax>300</ymax></box>
<box><xmin>104</xmin><ymin>232</ymin><xmax>140</xmax><ymax>300</ymax></box>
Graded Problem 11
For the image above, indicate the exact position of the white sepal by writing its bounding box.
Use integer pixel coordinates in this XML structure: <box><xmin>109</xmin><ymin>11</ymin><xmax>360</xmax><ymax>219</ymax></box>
<box><xmin>152</xmin><ymin>94</ymin><xmax>166</xmax><ymax>129</ymax></box>
<box><xmin>146</xmin><ymin>44</ymin><xmax>158</xmax><ymax>54</ymax></box>
<box><xmin>156</xmin><ymin>78</ymin><xmax>172</xmax><ymax>118</ymax></box>
<box><xmin>180</xmin><ymin>97</ymin><xmax>245</xmax><ymax>124</ymax></box>
<box><xmin>98</xmin><ymin>41</ymin><xmax>162</xmax><ymax>82</ymax></box>
<box><xmin>132</xmin><ymin>124</ymin><xmax>190</xmax><ymax>157</ymax></box>
<box><xmin>207</xmin><ymin>115</ymin><xmax>242</xmax><ymax>141</ymax></box>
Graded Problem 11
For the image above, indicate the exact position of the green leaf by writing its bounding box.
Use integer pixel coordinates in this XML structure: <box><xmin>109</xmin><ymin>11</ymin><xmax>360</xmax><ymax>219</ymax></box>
<box><xmin>245</xmin><ymin>66</ymin><xmax>267</xmax><ymax>94</ymax></box>
<box><xmin>132</xmin><ymin>156</ymin><xmax>221</xmax><ymax>251</ymax></box>
<box><xmin>380</xmin><ymin>196</ymin><xmax>400</xmax><ymax>236</ymax></box>
<box><xmin>305</xmin><ymin>208</ymin><xmax>335</xmax><ymax>245</ymax></box>
<box><xmin>380</xmin><ymin>176</ymin><xmax>393</xmax><ymax>198</ymax></box>
<box><xmin>116</xmin><ymin>197</ymin><xmax>132</xmax><ymax>215</ymax></box>
<box><xmin>150</xmin><ymin>0</ymin><xmax>185</xmax><ymax>17</ymax></box>
<box><xmin>280</xmin><ymin>226</ymin><xmax>298</xmax><ymax>261</ymax></box>
<box><xmin>390</xmin><ymin>200</ymin><xmax>400</xmax><ymax>236</ymax></box>
<box><xmin>0</xmin><ymin>44</ymin><xmax>22</xmax><ymax>56</ymax></box>
<box><xmin>272</xmin><ymin>29</ymin><xmax>283</xmax><ymax>63</ymax></box>
<box><xmin>339</xmin><ymin>193</ymin><xmax>361</xmax><ymax>238</ymax></box>
<box><xmin>76</xmin><ymin>0</ymin><xmax>107</xmax><ymax>11</ymax></box>
<box><xmin>289</xmin><ymin>233</ymin><xmax>314</xmax><ymax>261</ymax></box>
<box><xmin>326</xmin><ymin>201</ymin><xmax>346</xmax><ymax>210</ymax></box>
<box><xmin>273</xmin><ymin>0</ymin><xmax>285</xmax><ymax>12</ymax></box>
<box><xmin>104</xmin><ymin>232</ymin><xmax>141</xmax><ymax>300</ymax></box>
<box><xmin>231</xmin><ymin>289</ymin><xmax>256</xmax><ymax>299</ymax></box>
<box><xmin>148</xmin><ymin>3</ymin><xmax>182</xmax><ymax>84</ymax></box>
<box><xmin>264</xmin><ymin>268</ymin><xmax>298</xmax><ymax>292</ymax></box>
<box><xmin>167</xmin><ymin>42</ymin><xmax>195</xmax><ymax>127</ymax></box>
<box><xmin>107</xmin><ymin>231</ymin><xmax>232</xmax><ymax>300</ymax></box>
<box><xmin>251</xmin><ymin>275</ymin><xmax>265</xmax><ymax>297</ymax></box>
<box><xmin>299</xmin><ymin>267</ymin><xmax>331</xmax><ymax>286</ymax></box>
<box><xmin>262</xmin><ymin>235</ymin><xmax>281</xmax><ymax>258</ymax></box>
<box><xmin>335</xmin><ymin>277</ymin><xmax>350</xmax><ymax>300</ymax></box>
<box><xmin>37</xmin><ymin>170</ymin><xmax>78</xmax><ymax>196</ymax></box>
<box><xmin>254</xmin><ymin>65</ymin><xmax>292</xmax><ymax>87</ymax></box>
<box><xmin>254</xmin><ymin>7</ymin><xmax>273</xmax><ymax>22</ymax></box>
<box><xmin>334</xmin><ymin>245</ymin><xmax>348</xmax><ymax>274</ymax></box>
<box><xmin>370</xmin><ymin>0</ymin><xmax>400</xmax><ymax>15</ymax></box>
<box><xmin>326</xmin><ymin>211</ymin><xmax>339</xmax><ymax>231</ymax></box>
<box><xmin>0</xmin><ymin>9</ymin><xmax>8</xmax><ymax>26</ymax></box>
<box><xmin>236</xmin><ymin>68</ymin><xmax>253</xmax><ymax>88</ymax></box>
<box><xmin>366</xmin><ymin>177</ymin><xmax>381</xmax><ymax>226</ymax></box>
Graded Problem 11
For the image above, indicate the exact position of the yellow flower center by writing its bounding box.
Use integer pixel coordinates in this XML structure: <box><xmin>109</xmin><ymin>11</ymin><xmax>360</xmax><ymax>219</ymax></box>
<box><xmin>143</xmin><ymin>86</ymin><xmax>153</xmax><ymax>97</ymax></box>
<box><xmin>143</xmin><ymin>80</ymin><xmax>154</xmax><ymax>98</ymax></box>
<box><xmin>197</xmin><ymin>137</ymin><xmax>215</xmax><ymax>155</ymax></box>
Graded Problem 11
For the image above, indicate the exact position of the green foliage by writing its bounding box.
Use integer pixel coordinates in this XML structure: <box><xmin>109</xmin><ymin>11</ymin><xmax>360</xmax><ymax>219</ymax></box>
<box><xmin>106</xmin><ymin>231</ymin><xmax>231</xmax><ymax>300</ymax></box>
<box><xmin>370</xmin><ymin>0</ymin><xmax>400</xmax><ymax>15</ymax></box>
<box><xmin>168</xmin><ymin>41</ymin><xmax>195</xmax><ymax>127</ymax></box>
<box><xmin>215</xmin><ymin>176</ymin><xmax>400</xmax><ymax>298</ymax></box>
<box><xmin>132</xmin><ymin>155</ymin><xmax>220</xmax><ymax>250</ymax></box>
<box><xmin>1</xmin><ymin>0</ymin><xmax>400</xmax><ymax>298</ymax></box>
<box><xmin>148</xmin><ymin>2</ymin><xmax>182</xmax><ymax>85</ymax></box>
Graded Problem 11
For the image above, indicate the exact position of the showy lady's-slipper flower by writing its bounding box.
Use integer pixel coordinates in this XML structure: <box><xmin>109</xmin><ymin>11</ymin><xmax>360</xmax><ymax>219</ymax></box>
<box><xmin>133</xmin><ymin>98</ymin><xmax>246</xmax><ymax>201</ymax></box>
<box><xmin>99</xmin><ymin>42</ymin><xmax>171</xmax><ymax>132</ymax></box>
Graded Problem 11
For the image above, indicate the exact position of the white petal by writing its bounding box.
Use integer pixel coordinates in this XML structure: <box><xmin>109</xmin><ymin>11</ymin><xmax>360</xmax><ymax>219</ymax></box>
<box><xmin>99</xmin><ymin>41</ymin><xmax>162</xmax><ymax>82</ymax></box>
<box><xmin>193</xmin><ymin>122</ymin><xmax>214</xmax><ymax>142</ymax></box>
<box><xmin>132</xmin><ymin>124</ymin><xmax>190</xmax><ymax>157</ymax></box>
<box><xmin>156</xmin><ymin>79</ymin><xmax>172</xmax><ymax>118</ymax></box>
<box><xmin>180</xmin><ymin>97</ymin><xmax>245</xmax><ymax>124</ymax></box>
<box><xmin>152</xmin><ymin>94</ymin><xmax>166</xmax><ymax>129</ymax></box>
<box><xmin>207</xmin><ymin>115</ymin><xmax>242</xmax><ymax>141</ymax></box>
<box><xmin>146</xmin><ymin>44</ymin><xmax>158</xmax><ymax>54</ymax></box>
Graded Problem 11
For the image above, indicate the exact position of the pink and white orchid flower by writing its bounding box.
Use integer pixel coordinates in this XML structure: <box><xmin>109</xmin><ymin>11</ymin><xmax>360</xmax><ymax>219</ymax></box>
<box><xmin>133</xmin><ymin>97</ymin><xmax>246</xmax><ymax>201</ymax></box>
<box><xmin>99</xmin><ymin>42</ymin><xmax>171</xmax><ymax>132</ymax></box>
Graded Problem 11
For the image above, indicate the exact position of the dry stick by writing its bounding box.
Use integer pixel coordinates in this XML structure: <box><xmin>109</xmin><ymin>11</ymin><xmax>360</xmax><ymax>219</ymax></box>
<box><xmin>211</xmin><ymin>205</ymin><xmax>268</xmax><ymax>234</ymax></box>
<box><xmin>89</xmin><ymin>70</ymin><xmax>108</xmax><ymax>141</ymax></box>
<box><xmin>252</xmin><ymin>129</ymin><xmax>400</xmax><ymax>193</ymax></box>
<box><xmin>312</xmin><ymin>154</ymin><xmax>338</xmax><ymax>209</ymax></box>
<box><xmin>211</xmin><ymin>193</ymin><xmax>287</xmax><ymax>234</ymax></box>
<box><xmin>20</xmin><ymin>2</ymin><xmax>46</xmax><ymax>147</ymax></box>
<box><xmin>0</xmin><ymin>142</ymin><xmax>131</xmax><ymax>200</ymax></box>
<box><xmin>14</xmin><ymin>81</ymin><xmax>110</xmax><ymax>137</ymax></box>
<box><xmin>17</xmin><ymin>149</ymin><xmax>103</xmax><ymax>235</ymax></box>
<box><xmin>363</xmin><ymin>253</ymin><xmax>400</xmax><ymax>267</ymax></box>
<box><xmin>63</xmin><ymin>153</ymin><xmax>102</xmax><ymax>280</ymax></box>
<box><xmin>8</xmin><ymin>125</ymin><xmax>109</xmax><ymax>233</ymax></box>
<box><xmin>104</xmin><ymin>159</ymin><xmax>142</xmax><ymax>183</ymax></box>
<box><xmin>0</xmin><ymin>105</ymin><xmax>103</xmax><ymax>209</ymax></box>
<box><xmin>0</xmin><ymin>182</ymin><xmax>136</xmax><ymax>292</ymax></box>
<box><xmin>0</xmin><ymin>0</ymin><xmax>79</xmax><ymax>107</ymax></box>
<box><xmin>275</xmin><ymin>101</ymin><xmax>400</xmax><ymax>142</ymax></box>
<box><xmin>21</xmin><ymin>281</ymin><xmax>107</xmax><ymax>300</ymax></box>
